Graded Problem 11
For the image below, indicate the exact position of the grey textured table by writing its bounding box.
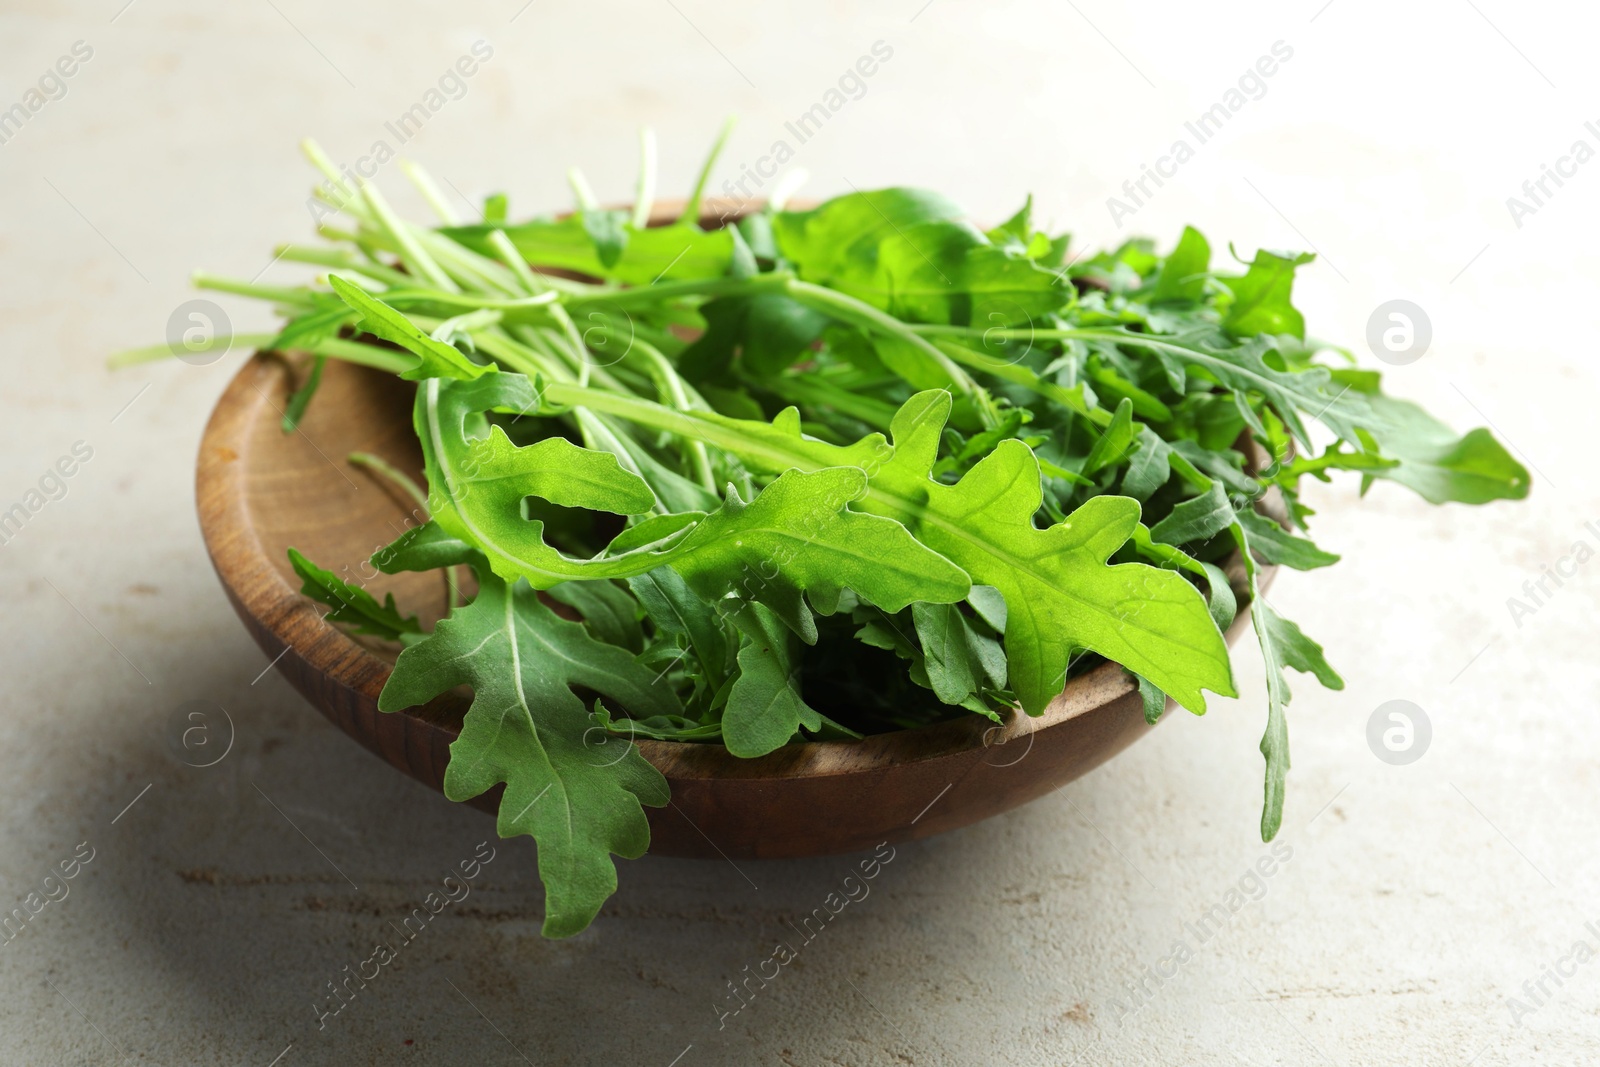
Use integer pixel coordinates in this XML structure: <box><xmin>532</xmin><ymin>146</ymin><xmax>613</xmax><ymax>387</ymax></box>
<box><xmin>2</xmin><ymin>2</ymin><xmax>1596</xmax><ymax>1063</ymax></box>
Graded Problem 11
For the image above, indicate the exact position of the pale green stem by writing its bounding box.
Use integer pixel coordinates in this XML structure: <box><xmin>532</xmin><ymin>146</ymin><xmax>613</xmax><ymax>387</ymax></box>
<box><xmin>631</xmin><ymin>128</ymin><xmax>658</xmax><ymax>229</ymax></box>
<box><xmin>348</xmin><ymin>450</ymin><xmax>463</xmax><ymax>608</ymax></box>
<box><xmin>682</xmin><ymin>116</ymin><xmax>735</xmax><ymax>224</ymax></box>
<box><xmin>567</xmin><ymin>167</ymin><xmax>600</xmax><ymax>211</ymax></box>
<box><xmin>486</xmin><ymin>230</ymin><xmax>546</xmax><ymax>294</ymax></box>
<box><xmin>360</xmin><ymin>182</ymin><xmax>457</xmax><ymax>292</ymax></box>
<box><xmin>401</xmin><ymin>160</ymin><xmax>460</xmax><ymax>225</ymax></box>
<box><xmin>192</xmin><ymin>273</ymin><xmax>318</xmax><ymax>307</ymax></box>
<box><xmin>625</xmin><ymin>335</ymin><xmax>716</xmax><ymax>491</ymax></box>
<box><xmin>275</xmin><ymin>245</ymin><xmax>412</xmax><ymax>287</ymax></box>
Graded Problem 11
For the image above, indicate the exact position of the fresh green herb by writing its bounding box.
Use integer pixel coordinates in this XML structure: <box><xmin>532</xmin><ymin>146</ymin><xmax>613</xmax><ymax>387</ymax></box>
<box><xmin>119</xmin><ymin>129</ymin><xmax>1530</xmax><ymax>937</ymax></box>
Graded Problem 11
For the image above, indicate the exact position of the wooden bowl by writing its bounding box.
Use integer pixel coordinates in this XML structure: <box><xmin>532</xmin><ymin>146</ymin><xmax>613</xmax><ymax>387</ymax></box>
<box><xmin>197</xmin><ymin>354</ymin><xmax>1266</xmax><ymax>860</ymax></box>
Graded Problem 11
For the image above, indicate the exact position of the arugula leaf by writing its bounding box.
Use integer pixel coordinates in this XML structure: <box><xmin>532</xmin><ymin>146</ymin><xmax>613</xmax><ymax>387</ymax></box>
<box><xmin>627</xmin><ymin>565</ymin><xmax>730</xmax><ymax>695</ymax></box>
<box><xmin>1360</xmin><ymin>392</ymin><xmax>1530</xmax><ymax>505</ymax></box>
<box><xmin>444</xmin><ymin>215</ymin><xmax>734</xmax><ymax>285</ymax></box>
<box><xmin>774</xmin><ymin>189</ymin><xmax>1066</xmax><ymax>327</ymax></box>
<box><xmin>722</xmin><ymin>603</ymin><xmax>822</xmax><ymax>756</ymax></box>
<box><xmin>578</xmin><ymin>208</ymin><xmax>630</xmax><ymax>270</ymax></box>
<box><xmin>379</xmin><ymin>566</ymin><xmax>674</xmax><ymax>938</ymax></box>
<box><xmin>1092</xmin><ymin>328</ymin><xmax>1369</xmax><ymax>447</ymax></box>
<box><xmin>1222</xmin><ymin>249</ymin><xmax>1316</xmax><ymax>339</ymax></box>
<box><xmin>595</xmin><ymin>387</ymin><xmax>1237</xmax><ymax>714</ymax></box>
<box><xmin>1150</xmin><ymin>226</ymin><xmax>1211</xmax><ymax>305</ymax></box>
<box><xmin>1234</xmin><ymin>509</ymin><xmax>1339</xmax><ymax>570</ymax></box>
<box><xmin>1250</xmin><ymin>595</ymin><xmax>1343</xmax><ymax>840</ymax></box>
<box><xmin>288</xmin><ymin>547</ymin><xmax>422</xmax><ymax>642</ymax></box>
<box><xmin>281</xmin><ymin>355</ymin><xmax>326</xmax><ymax>433</ymax></box>
<box><xmin>328</xmin><ymin>277</ymin><xmax>489</xmax><ymax>381</ymax></box>
<box><xmin>678</xmin><ymin>292</ymin><xmax>830</xmax><ymax>381</ymax></box>
<box><xmin>414</xmin><ymin>377</ymin><xmax>973</xmax><ymax>635</ymax></box>
<box><xmin>911</xmin><ymin>601</ymin><xmax>1008</xmax><ymax>707</ymax></box>
<box><xmin>1150</xmin><ymin>480</ymin><xmax>1236</xmax><ymax>546</ymax></box>
<box><xmin>545</xmin><ymin>579</ymin><xmax>644</xmax><ymax>652</ymax></box>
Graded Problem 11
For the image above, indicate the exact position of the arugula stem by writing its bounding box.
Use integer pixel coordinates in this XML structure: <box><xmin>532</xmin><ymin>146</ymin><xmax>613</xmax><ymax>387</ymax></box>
<box><xmin>631</xmin><ymin>128</ymin><xmax>657</xmax><ymax>229</ymax></box>
<box><xmin>486</xmin><ymin>230</ymin><xmax>547</xmax><ymax>295</ymax></box>
<box><xmin>625</xmin><ymin>335</ymin><xmax>718</xmax><ymax>491</ymax></box>
<box><xmin>401</xmin><ymin>160</ymin><xmax>461</xmax><ymax>225</ymax></box>
<box><xmin>348</xmin><ymin>450</ymin><xmax>463</xmax><ymax>608</ymax></box>
<box><xmin>276</xmin><ymin>246</ymin><xmax>413</xmax><ymax>288</ymax></box>
<box><xmin>192</xmin><ymin>274</ymin><xmax>318</xmax><ymax>307</ymax></box>
<box><xmin>764</xmin><ymin>373</ymin><xmax>898</xmax><ymax>431</ymax></box>
<box><xmin>361</xmin><ymin>182</ymin><xmax>458</xmax><ymax>293</ymax></box>
<box><xmin>681</xmin><ymin>116</ymin><xmax>734</xmax><ymax>224</ymax></box>
<box><xmin>781</xmin><ymin>280</ymin><xmax>1000</xmax><ymax>429</ymax></box>
<box><xmin>563</xmin><ymin>270</ymin><xmax>790</xmax><ymax>311</ymax></box>
<box><xmin>567</xmin><ymin>168</ymin><xmax>600</xmax><ymax>212</ymax></box>
<box><xmin>927</xmin><ymin>338</ymin><xmax>1111</xmax><ymax>429</ymax></box>
<box><xmin>108</xmin><ymin>332</ymin><xmax>280</xmax><ymax>369</ymax></box>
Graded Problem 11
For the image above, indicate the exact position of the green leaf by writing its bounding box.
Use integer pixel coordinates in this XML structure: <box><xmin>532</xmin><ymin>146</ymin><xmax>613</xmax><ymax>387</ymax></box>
<box><xmin>1251</xmin><ymin>597</ymin><xmax>1343</xmax><ymax>840</ymax></box>
<box><xmin>578</xmin><ymin>208</ymin><xmax>629</xmax><ymax>270</ymax></box>
<box><xmin>270</xmin><ymin>303</ymin><xmax>356</xmax><ymax>351</ymax></box>
<box><xmin>1234</xmin><ymin>509</ymin><xmax>1339</xmax><ymax>570</ymax></box>
<box><xmin>1081</xmin><ymin>398</ymin><xmax>1136</xmax><ymax>475</ymax></box>
<box><xmin>773</xmin><ymin>188</ymin><xmax>1067</xmax><ymax>327</ymax></box>
<box><xmin>911</xmin><ymin>601</ymin><xmax>1007</xmax><ymax>705</ymax></box>
<box><xmin>281</xmin><ymin>355</ymin><xmax>326</xmax><ymax>433</ymax></box>
<box><xmin>1122</xmin><ymin>428</ymin><xmax>1173</xmax><ymax>500</ymax></box>
<box><xmin>640</xmin><ymin>388</ymin><xmax>1236</xmax><ymax>714</ymax></box>
<box><xmin>1129</xmin><ymin>526</ymin><xmax>1237</xmax><ymax>632</ymax></box>
<box><xmin>443</xmin><ymin>215</ymin><xmax>734</xmax><ymax>285</ymax></box>
<box><xmin>1151</xmin><ymin>226</ymin><xmax>1211</xmax><ymax>305</ymax></box>
<box><xmin>1360</xmin><ymin>392</ymin><xmax>1531</xmax><ymax>505</ymax></box>
<box><xmin>416</xmin><ymin>377</ymin><xmax>972</xmax><ymax>633</ymax></box>
<box><xmin>985</xmin><ymin>194</ymin><xmax>1034</xmax><ymax>248</ymax></box>
<box><xmin>372</xmin><ymin>520</ymin><xmax>475</xmax><ymax>574</ymax></box>
<box><xmin>627</xmin><ymin>566</ymin><xmax>730</xmax><ymax>691</ymax></box>
<box><xmin>1095</xmin><ymin>328</ymin><xmax>1368</xmax><ymax>447</ymax></box>
<box><xmin>288</xmin><ymin>547</ymin><xmax>421</xmax><ymax>642</ymax></box>
<box><xmin>378</xmin><ymin>568</ymin><xmax>674</xmax><ymax>938</ymax></box>
<box><xmin>722</xmin><ymin>603</ymin><xmax>822</xmax><ymax>756</ymax></box>
<box><xmin>1150</xmin><ymin>481</ymin><xmax>1236</xmax><ymax>546</ymax></box>
<box><xmin>1222</xmin><ymin>249</ymin><xmax>1315</xmax><ymax>339</ymax></box>
<box><xmin>545</xmin><ymin>580</ymin><xmax>644</xmax><ymax>652</ymax></box>
<box><xmin>327</xmin><ymin>276</ymin><xmax>489</xmax><ymax>381</ymax></box>
<box><xmin>679</xmin><ymin>293</ymin><xmax>830</xmax><ymax>381</ymax></box>
<box><xmin>1135</xmin><ymin>674</ymin><xmax>1167</xmax><ymax>724</ymax></box>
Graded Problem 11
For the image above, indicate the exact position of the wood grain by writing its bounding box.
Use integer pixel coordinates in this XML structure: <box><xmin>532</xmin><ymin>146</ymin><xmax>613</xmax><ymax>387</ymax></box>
<box><xmin>197</xmin><ymin>349</ymin><xmax>1269</xmax><ymax>861</ymax></box>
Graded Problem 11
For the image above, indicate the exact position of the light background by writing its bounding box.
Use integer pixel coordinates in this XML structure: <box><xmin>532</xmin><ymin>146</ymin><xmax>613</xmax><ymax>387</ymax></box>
<box><xmin>1</xmin><ymin>1</ymin><xmax>1596</xmax><ymax>1064</ymax></box>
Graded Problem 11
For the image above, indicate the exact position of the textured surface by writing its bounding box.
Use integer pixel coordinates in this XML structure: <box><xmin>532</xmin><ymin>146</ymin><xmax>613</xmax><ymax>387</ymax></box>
<box><xmin>1</xmin><ymin>2</ymin><xmax>1597</xmax><ymax>1064</ymax></box>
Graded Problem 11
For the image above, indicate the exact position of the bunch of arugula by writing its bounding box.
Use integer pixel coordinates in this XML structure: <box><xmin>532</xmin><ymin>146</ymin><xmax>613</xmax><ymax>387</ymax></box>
<box><xmin>116</xmin><ymin>129</ymin><xmax>1528</xmax><ymax>937</ymax></box>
